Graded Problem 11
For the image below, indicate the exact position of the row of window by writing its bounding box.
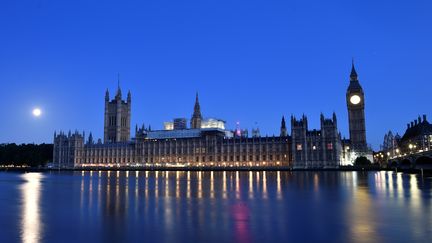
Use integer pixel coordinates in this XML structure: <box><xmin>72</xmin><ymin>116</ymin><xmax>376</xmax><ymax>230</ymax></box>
<box><xmin>108</xmin><ymin>116</ymin><xmax>128</xmax><ymax>127</ymax></box>
<box><xmin>138</xmin><ymin>145</ymin><xmax>286</xmax><ymax>153</ymax></box>
<box><xmin>296</xmin><ymin>143</ymin><xmax>333</xmax><ymax>151</ymax></box>
<box><xmin>80</xmin><ymin>153</ymin><xmax>288</xmax><ymax>164</ymax></box>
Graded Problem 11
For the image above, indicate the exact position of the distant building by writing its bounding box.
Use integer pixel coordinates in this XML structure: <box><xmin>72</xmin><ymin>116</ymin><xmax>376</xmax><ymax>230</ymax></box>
<box><xmin>173</xmin><ymin>118</ymin><xmax>187</xmax><ymax>130</ymax></box>
<box><xmin>164</xmin><ymin>117</ymin><xmax>224</xmax><ymax>130</ymax></box>
<box><xmin>381</xmin><ymin>131</ymin><xmax>400</xmax><ymax>157</ymax></box>
<box><xmin>164</xmin><ymin>122</ymin><xmax>174</xmax><ymax>130</ymax></box>
<box><xmin>398</xmin><ymin>115</ymin><xmax>432</xmax><ymax>154</ymax></box>
<box><xmin>252</xmin><ymin>127</ymin><xmax>261</xmax><ymax>138</ymax></box>
<box><xmin>201</xmin><ymin>118</ymin><xmax>225</xmax><ymax>130</ymax></box>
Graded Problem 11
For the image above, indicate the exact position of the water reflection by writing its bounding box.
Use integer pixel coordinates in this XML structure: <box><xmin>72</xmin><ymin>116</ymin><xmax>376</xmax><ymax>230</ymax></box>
<box><xmin>20</xmin><ymin>173</ymin><xmax>43</xmax><ymax>243</ymax></box>
<box><xmin>249</xmin><ymin>171</ymin><xmax>253</xmax><ymax>199</ymax></box>
<box><xmin>10</xmin><ymin>171</ymin><xmax>432</xmax><ymax>243</ymax></box>
<box><xmin>277</xmin><ymin>171</ymin><xmax>282</xmax><ymax>199</ymax></box>
<box><xmin>349</xmin><ymin>173</ymin><xmax>380</xmax><ymax>243</ymax></box>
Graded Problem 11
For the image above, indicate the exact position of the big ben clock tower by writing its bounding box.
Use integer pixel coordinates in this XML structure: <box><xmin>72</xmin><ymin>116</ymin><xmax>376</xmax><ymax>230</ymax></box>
<box><xmin>346</xmin><ymin>61</ymin><xmax>367</xmax><ymax>152</ymax></box>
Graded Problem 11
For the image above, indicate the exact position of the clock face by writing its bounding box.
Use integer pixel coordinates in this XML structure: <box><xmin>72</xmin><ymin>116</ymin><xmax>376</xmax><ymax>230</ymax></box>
<box><xmin>350</xmin><ymin>95</ymin><xmax>361</xmax><ymax>105</ymax></box>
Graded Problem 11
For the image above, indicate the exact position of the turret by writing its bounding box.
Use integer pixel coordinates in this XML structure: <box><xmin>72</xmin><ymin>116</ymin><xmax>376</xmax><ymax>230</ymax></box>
<box><xmin>332</xmin><ymin>112</ymin><xmax>337</xmax><ymax>125</ymax></box>
<box><xmin>127</xmin><ymin>90</ymin><xmax>131</xmax><ymax>103</ymax></box>
<box><xmin>280</xmin><ymin>116</ymin><xmax>287</xmax><ymax>137</ymax></box>
<box><xmin>88</xmin><ymin>132</ymin><xmax>94</xmax><ymax>144</ymax></box>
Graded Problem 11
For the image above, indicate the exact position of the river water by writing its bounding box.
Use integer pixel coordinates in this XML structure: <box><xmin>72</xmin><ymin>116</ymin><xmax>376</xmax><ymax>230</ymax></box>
<box><xmin>0</xmin><ymin>171</ymin><xmax>431</xmax><ymax>243</ymax></box>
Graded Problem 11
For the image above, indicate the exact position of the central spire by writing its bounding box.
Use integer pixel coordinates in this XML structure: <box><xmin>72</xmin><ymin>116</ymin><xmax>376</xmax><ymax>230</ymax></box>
<box><xmin>191</xmin><ymin>92</ymin><xmax>202</xmax><ymax>129</ymax></box>
<box><xmin>194</xmin><ymin>92</ymin><xmax>201</xmax><ymax>113</ymax></box>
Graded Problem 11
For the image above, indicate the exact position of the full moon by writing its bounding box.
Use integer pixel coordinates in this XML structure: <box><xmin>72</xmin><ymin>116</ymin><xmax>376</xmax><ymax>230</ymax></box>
<box><xmin>32</xmin><ymin>108</ymin><xmax>42</xmax><ymax>117</ymax></box>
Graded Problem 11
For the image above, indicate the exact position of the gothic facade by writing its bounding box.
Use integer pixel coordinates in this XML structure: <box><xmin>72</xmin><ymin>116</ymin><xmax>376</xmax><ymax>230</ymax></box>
<box><xmin>104</xmin><ymin>86</ymin><xmax>131</xmax><ymax>143</ymax></box>
<box><xmin>342</xmin><ymin>61</ymin><xmax>373</xmax><ymax>164</ymax></box>
<box><xmin>53</xmin><ymin>63</ymin><xmax>369</xmax><ymax>169</ymax></box>
<box><xmin>346</xmin><ymin>62</ymin><xmax>367</xmax><ymax>152</ymax></box>
<box><xmin>291</xmin><ymin>114</ymin><xmax>341</xmax><ymax>168</ymax></box>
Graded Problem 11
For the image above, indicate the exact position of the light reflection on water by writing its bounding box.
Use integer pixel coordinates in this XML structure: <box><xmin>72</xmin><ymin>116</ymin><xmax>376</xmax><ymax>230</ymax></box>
<box><xmin>20</xmin><ymin>173</ymin><xmax>43</xmax><ymax>243</ymax></box>
<box><xmin>6</xmin><ymin>171</ymin><xmax>431</xmax><ymax>243</ymax></box>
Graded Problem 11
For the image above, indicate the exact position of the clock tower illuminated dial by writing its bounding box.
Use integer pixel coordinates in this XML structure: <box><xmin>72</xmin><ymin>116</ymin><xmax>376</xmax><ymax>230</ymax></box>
<box><xmin>350</xmin><ymin>95</ymin><xmax>361</xmax><ymax>105</ymax></box>
<box><xmin>346</xmin><ymin>61</ymin><xmax>367</xmax><ymax>152</ymax></box>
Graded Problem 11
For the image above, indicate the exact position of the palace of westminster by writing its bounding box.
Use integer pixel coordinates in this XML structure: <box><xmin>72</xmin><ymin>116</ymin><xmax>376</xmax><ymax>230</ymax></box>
<box><xmin>53</xmin><ymin>63</ymin><xmax>372</xmax><ymax>169</ymax></box>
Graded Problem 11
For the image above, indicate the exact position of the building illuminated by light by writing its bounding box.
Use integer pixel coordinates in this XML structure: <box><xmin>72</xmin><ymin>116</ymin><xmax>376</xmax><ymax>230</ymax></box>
<box><xmin>53</xmin><ymin>88</ymin><xmax>291</xmax><ymax>168</ymax></box>
<box><xmin>53</xmin><ymin>62</ymin><xmax>370</xmax><ymax>169</ymax></box>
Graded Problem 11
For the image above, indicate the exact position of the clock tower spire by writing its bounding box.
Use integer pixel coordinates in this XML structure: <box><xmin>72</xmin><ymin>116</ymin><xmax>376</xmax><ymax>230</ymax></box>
<box><xmin>346</xmin><ymin>60</ymin><xmax>367</xmax><ymax>152</ymax></box>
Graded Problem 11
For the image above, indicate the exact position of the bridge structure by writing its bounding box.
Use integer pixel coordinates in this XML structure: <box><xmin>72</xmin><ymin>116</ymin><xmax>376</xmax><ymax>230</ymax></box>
<box><xmin>387</xmin><ymin>149</ymin><xmax>432</xmax><ymax>170</ymax></box>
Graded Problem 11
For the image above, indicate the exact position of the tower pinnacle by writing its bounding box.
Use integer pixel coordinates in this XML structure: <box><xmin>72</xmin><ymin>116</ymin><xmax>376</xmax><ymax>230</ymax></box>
<box><xmin>116</xmin><ymin>73</ymin><xmax>122</xmax><ymax>98</ymax></box>
<box><xmin>191</xmin><ymin>92</ymin><xmax>203</xmax><ymax>129</ymax></box>
<box><xmin>350</xmin><ymin>59</ymin><xmax>358</xmax><ymax>80</ymax></box>
<box><xmin>280</xmin><ymin>116</ymin><xmax>287</xmax><ymax>137</ymax></box>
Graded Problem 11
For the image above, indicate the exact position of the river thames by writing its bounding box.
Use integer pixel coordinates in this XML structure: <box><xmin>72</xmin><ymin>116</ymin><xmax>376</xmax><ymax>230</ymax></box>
<box><xmin>0</xmin><ymin>171</ymin><xmax>431</xmax><ymax>243</ymax></box>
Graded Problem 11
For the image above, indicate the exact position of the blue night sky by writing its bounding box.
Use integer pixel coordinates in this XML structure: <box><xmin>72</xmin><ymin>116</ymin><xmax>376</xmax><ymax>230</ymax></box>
<box><xmin>0</xmin><ymin>0</ymin><xmax>431</xmax><ymax>150</ymax></box>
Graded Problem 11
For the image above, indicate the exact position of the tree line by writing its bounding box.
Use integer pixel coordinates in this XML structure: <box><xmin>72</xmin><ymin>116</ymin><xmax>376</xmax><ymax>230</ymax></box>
<box><xmin>0</xmin><ymin>143</ymin><xmax>53</xmax><ymax>167</ymax></box>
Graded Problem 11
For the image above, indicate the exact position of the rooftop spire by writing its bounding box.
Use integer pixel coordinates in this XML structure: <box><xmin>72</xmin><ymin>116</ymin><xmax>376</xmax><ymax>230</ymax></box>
<box><xmin>191</xmin><ymin>92</ymin><xmax>202</xmax><ymax>129</ymax></box>
<box><xmin>193</xmin><ymin>92</ymin><xmax>201</xmax><ymax>115</ymax></box>
<box><xmin>280</xmin><ymin>115</ymin><xmax>287</xmax><ymax>137</ymax></box>
<box><xmin>350</xmin><ymin>58</ymin><xmax>358</xmax><ymax>80</ymax></box>
<box><xmin>116</xmin><ymin>73</ymin><xmax>122</xmax><ymax>98</ymax></box>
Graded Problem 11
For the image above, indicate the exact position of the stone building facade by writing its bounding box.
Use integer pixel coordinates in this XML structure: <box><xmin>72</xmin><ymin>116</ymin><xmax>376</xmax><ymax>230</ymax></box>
<box><xmin>398</xmin><ymin>115</ymin><xmax>432</xmax><ymax>154</ymax></box>
<box><xmin>54</xmin><ymin>128</ymin><xmax>291</xmax><ymax>168</ymax></box>
<box><xmin>291</xmin><ymin>113</ymin><xmax>341</xmax><ymax>168</ymax></box>
<box><xmin>346</xmin><ymin>62</ymin><xmax>367</xmax><ymax>152</ymax></box>
<box><xmin>53</xmin><ymin>63</ymin><xmax>368</xmax><ymax>169</ymax></box>
<box><xmin>53</xmin><ymin>89</ymin><xmax>291</xmax><ymax>168</ymax></box>
<box><xmin>104</xmin><ymin>86</ymin><xmax>131</xmax><ymax>143</ymax></box>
